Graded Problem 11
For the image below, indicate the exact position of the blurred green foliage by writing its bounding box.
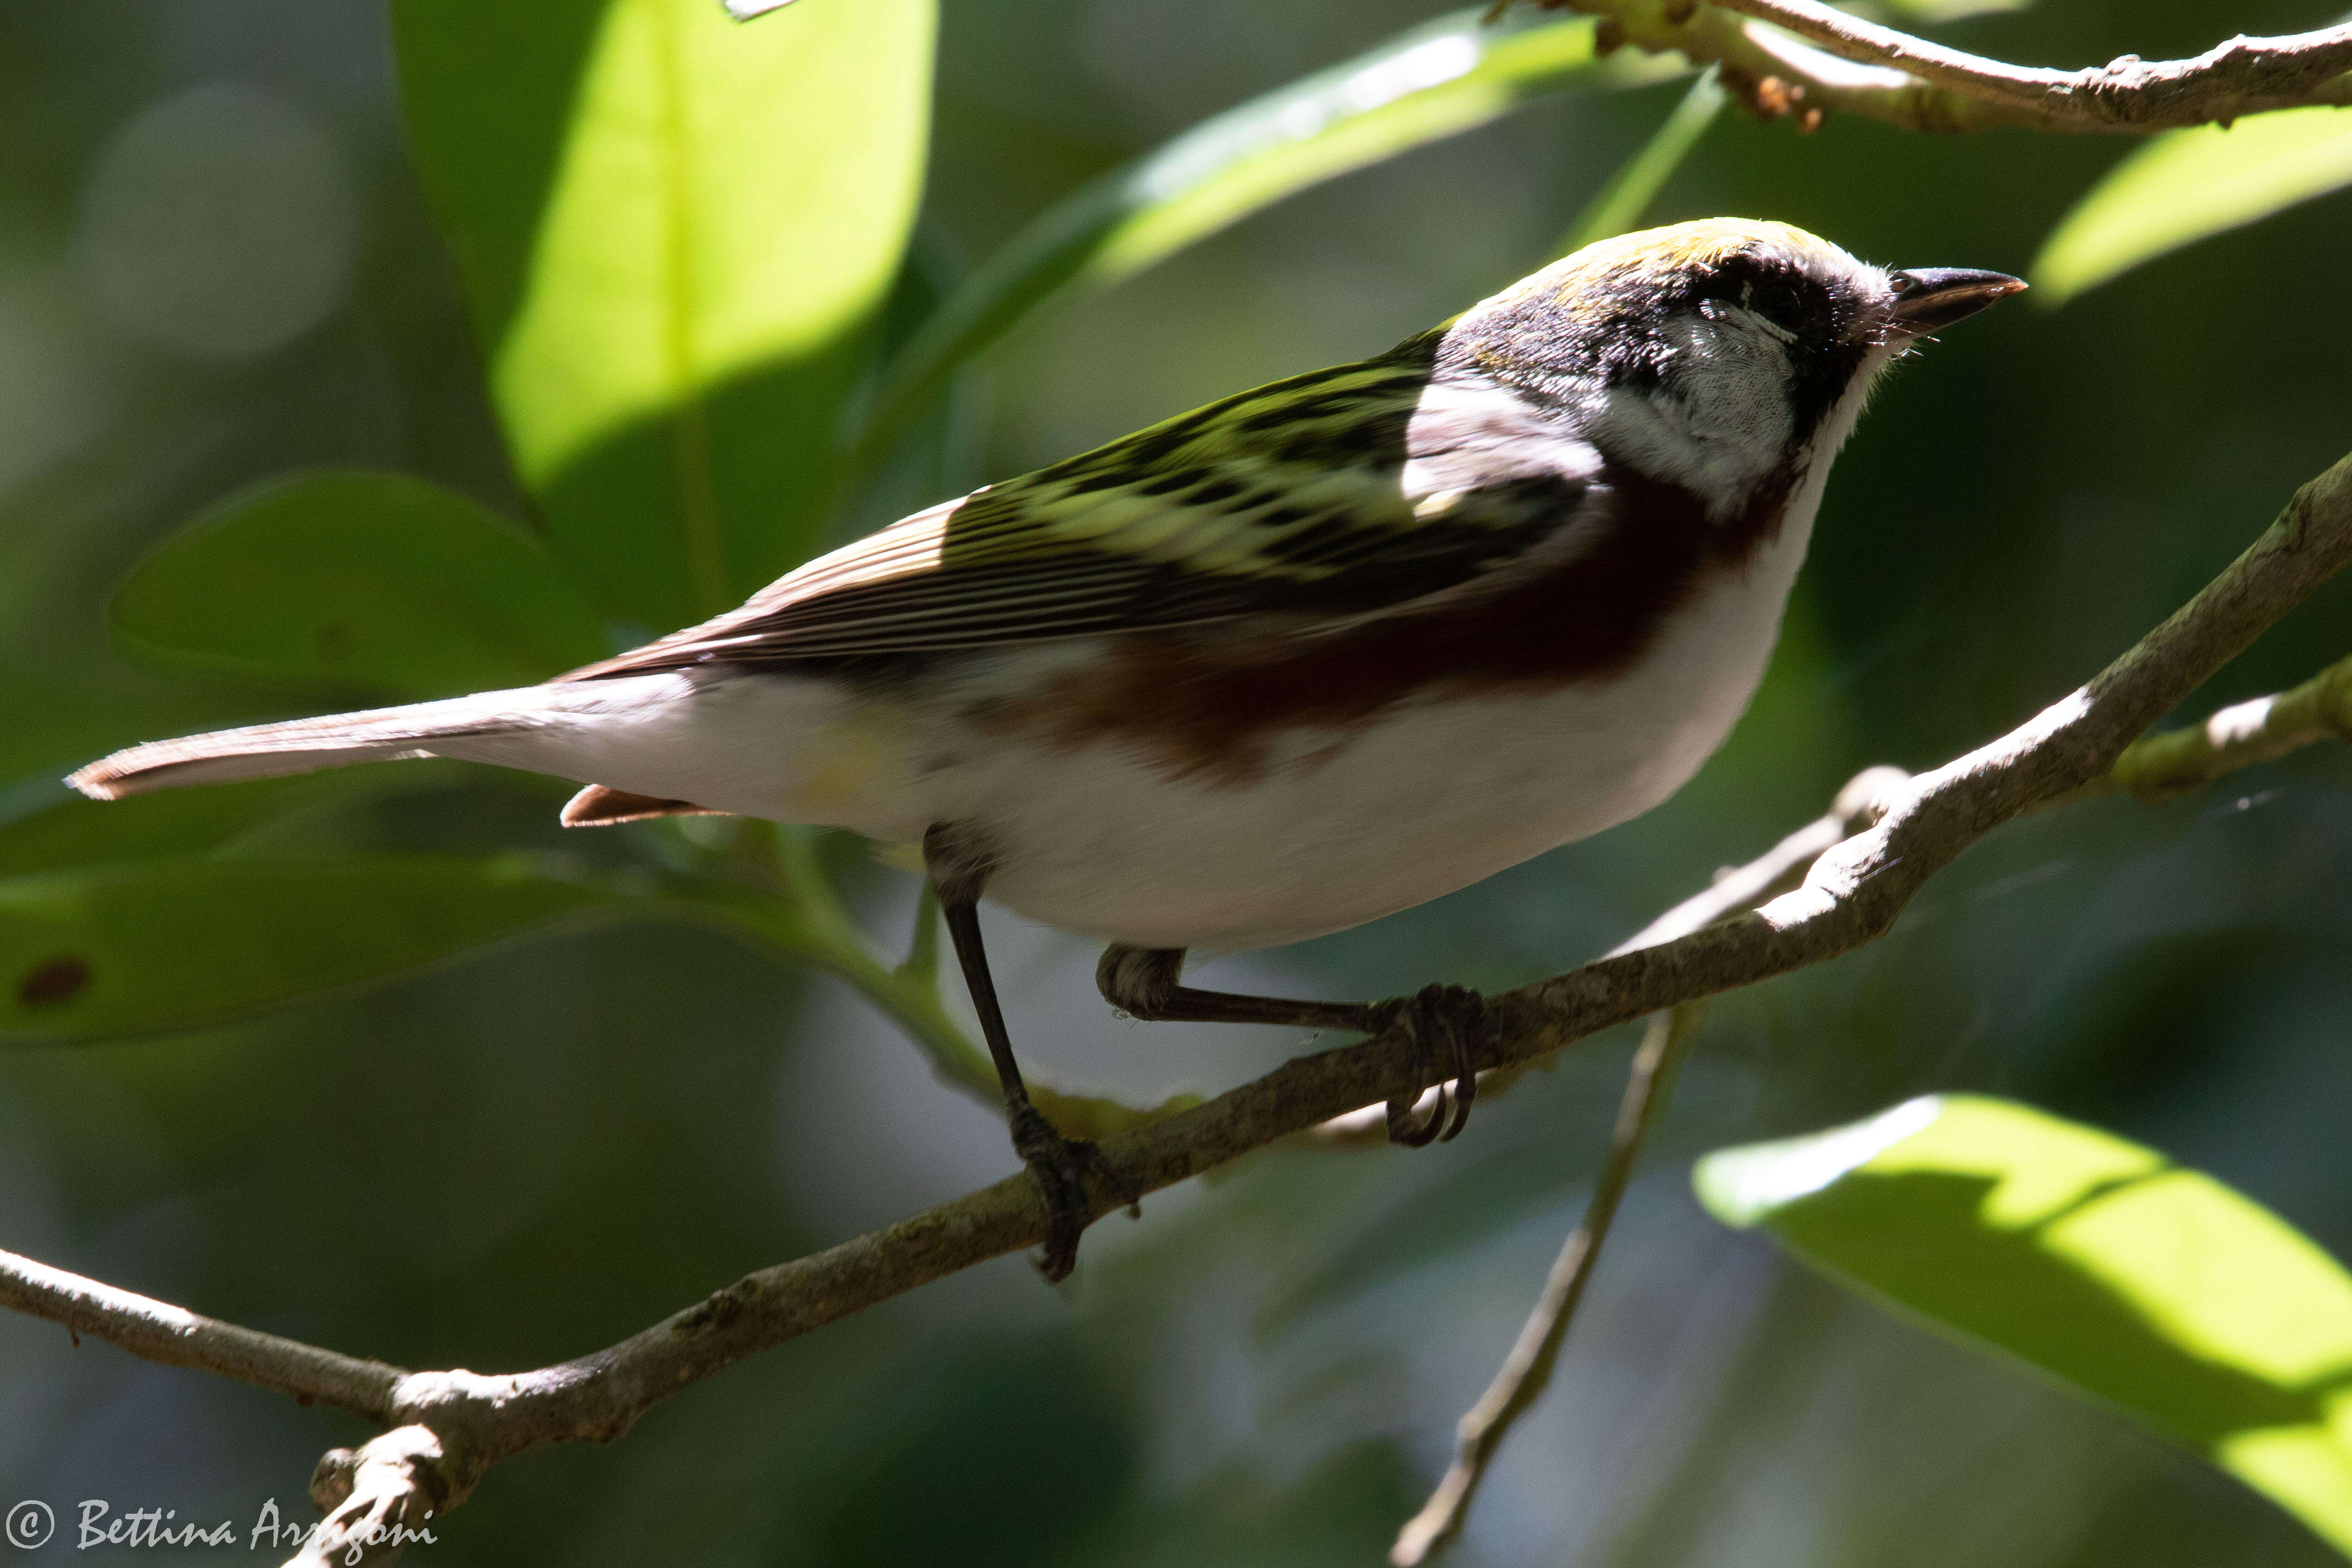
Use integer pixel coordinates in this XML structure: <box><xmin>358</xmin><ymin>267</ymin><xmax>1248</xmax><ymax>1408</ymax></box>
<box><xmin>114</xmin><ymin>471</ymin><xmax>606</xmax><ymax>696</ymax></box>
<box><xmin>2033</xmin><ymin>107</ymin><xmax>2352</xmax><ymax>305</ymax></box>
<box><xmin>1564</xmin><ymin>70</ymin><xmax>1728</xmax><ymax>255</ymax></box>
<box><xmin>0</xmin><ymin>0</ymin><xmax>2349</xmax><ymax>1562</ymax></box>
<box><xmin>0</xmin><ymin>855</ymin><xmax>641</xmax><ymax>1044</ymax></box>
<box><xmin>1701</xmin><ymin>1096</ymin><xmax>2352</xmax><ymax>1553</ymax></box>
<box><xmin>856</xmin><ymin>6</ymin><xmax>1686</xmax><ymax>466</ymax></box>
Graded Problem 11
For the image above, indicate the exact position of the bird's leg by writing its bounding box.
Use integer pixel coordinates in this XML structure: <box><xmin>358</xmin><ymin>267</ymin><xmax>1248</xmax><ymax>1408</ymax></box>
<box><xmin>926</xmin><ymin>825</ymin><xmax>1133</xmax><ymax>1282</ymax></box>
<box><xmin>1096</xmin><ymin>945</ymin><xmax>1377</xmax><ymax>1031</ymax></box>
<box><xmin>1096</xmin><ymin>947</ymin><xmax>1491</xmax><ymax>1145</ymax></box>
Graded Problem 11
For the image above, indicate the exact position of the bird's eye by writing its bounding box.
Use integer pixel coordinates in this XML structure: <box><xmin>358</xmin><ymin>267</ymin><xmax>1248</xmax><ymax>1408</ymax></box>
<box><xmin>1753</xmin><ymin>281</ymin><xmax>1806</xmax><ymax>330</ymax></box>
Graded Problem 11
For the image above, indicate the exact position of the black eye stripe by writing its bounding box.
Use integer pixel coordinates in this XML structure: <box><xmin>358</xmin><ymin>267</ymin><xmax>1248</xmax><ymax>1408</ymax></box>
<box><xmin>1677</xmin><ymin>256</ymin><xmax>1832</xmax><ymax>337</ymax></box>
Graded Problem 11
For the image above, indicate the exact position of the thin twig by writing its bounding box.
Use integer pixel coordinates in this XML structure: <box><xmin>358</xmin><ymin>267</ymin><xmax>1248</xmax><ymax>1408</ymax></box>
<box><xmin>4</xmin><ymin>453</ymin><xmax>2350</xmax><ymax>1562</ymax></box>
<box><xmin>1378</xmin><ymin>663</ymin><xmax>2352</xmax><ymax>1559</ymax></box>
<box><xmin>1313</xmin><ymin>764</ymin><xmax>1904</xmax><ymax>1145</ymax></box>
<box><xmin>1322</xmin><ymin>649</ymin><xmax>2352</xmax><ymax>1147</ymax></box>
<box><xmin>1390</xmin><ymin>1002</ymin><xmax>1706</xmax><ymax>1566</ymax></box>
<box><xmin>1607</xmin><ymin>765</ymin><xmax>1914</xmax><ymax>958</ymax></box>
<box><xmin>1537</xmin><ymin>0</ymin><xmax>2352</xmax><ymax>134</ymax></box>
<box><xmin>0</xmin><ymin>1246</ymin><xmax>401</xmax><ymax>1421</ymax></box>
<box><xmin>1379</xmin><ymin>600</ymin><xmax>2352</xmax><ymax>1559</ymax></box>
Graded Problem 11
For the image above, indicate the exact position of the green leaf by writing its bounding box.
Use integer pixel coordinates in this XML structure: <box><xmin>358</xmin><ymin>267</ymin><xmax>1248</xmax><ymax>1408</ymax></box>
<box><xmin>393</xmin><ymin>0</ymin><xmax>937</xmax><ymax>628</ymax></box>
<box><xmin>0</xmin><ymin>778</ymin><xmax>327</xmax><ymax>879</ymax></box>
<box><xmin>0</xmin><ymin>855</ymin><xmax>643</xmax><ymax>1043</ymax></box>
<box><xmin>0</xmin><ymin>666</ymin><xmax>253</xmax><ymax>790</ymax></box>
<box><xmin>111</xmin><ymin>471</ymin><xmax>609</xmax><ymax>699</ymax></box>
<box><xmin>2033</xmin><ymin>107</ymin><xmax>2352</xmax><ymax>306</ymax></box>
<box><xmin>1698</xmin><ymin>1096</ymin><xmax>2352</xmax><ymax>1554</ymax></box>
<box><xmin>855</xmin><ymin>7</ymin><xmax>1689</xmax><ymax>468</ymax></box>
<box><xmin>0</xmin><ymin>763</ymin><xmax>504</xmax><ymax>880</ymax></box>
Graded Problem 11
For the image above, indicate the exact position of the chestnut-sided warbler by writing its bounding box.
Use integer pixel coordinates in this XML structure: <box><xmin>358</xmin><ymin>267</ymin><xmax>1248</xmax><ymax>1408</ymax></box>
<box><xmin>74</xmin><ymin>218</ymin><xmax>2021</xmax><ymax>1277</ymax></box>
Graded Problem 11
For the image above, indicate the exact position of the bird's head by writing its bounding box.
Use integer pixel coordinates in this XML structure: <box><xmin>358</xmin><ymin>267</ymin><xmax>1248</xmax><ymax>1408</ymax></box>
<box><xmin>1443</xmin><ymin>217</ymin><xmax>2022</xmax><ymax>511</ymax></box>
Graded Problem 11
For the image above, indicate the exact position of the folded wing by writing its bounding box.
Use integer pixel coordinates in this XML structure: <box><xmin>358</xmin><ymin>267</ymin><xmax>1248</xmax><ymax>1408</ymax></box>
<box><xmin>561</xmin><ymin>334</ymin><xmax>1600</xmax><ymax>679</ymax></box>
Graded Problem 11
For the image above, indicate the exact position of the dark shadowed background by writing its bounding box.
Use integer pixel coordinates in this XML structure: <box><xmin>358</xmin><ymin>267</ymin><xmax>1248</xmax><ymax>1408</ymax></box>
<box><xmin>1</xmin><ymin>0</ymin><xmax>2349</xmax><ymax>1562</ymax></box>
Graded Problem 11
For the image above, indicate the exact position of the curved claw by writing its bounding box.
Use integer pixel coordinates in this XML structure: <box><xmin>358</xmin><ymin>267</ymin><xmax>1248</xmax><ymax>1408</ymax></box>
<box><xmin>1010</xmin><ymin>1102</ymin><xmax>1138</xmax><ymax>1281</ymax></box>
<box><xmin>1385</xmin><ymin>1090</ymin><xmax>1451</xmax><ymax>1148</ymax></box>
<box><xmin>1381</xmin><ymin>984</ymin><xmax>1492</xmax><ymax>1149</ymax></box>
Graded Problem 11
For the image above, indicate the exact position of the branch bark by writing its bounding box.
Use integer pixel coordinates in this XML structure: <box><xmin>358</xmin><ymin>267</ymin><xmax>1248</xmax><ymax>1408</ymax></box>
<box><xmin>1533</xmin><ymin>0</ymin><xmax>2352</xmax><ymax>134</ymax></box>
<box><xmin>5</xmin><ymin>451</ymin><xmax>2350</xmax><ymax>1561</ymax></box>
<box><xmin>2059</xmin><ymin>649</ymin><xmax>2352</xmax><ymax>805</ymax></box>
<box><xmin>0</xmin><ymin>1247</ymin><xmax>402</xmax><ymax>1421</ymax></box>
<box><xmin>1324</xmin><ymin>644</ymin><xmax>2352</xmax><ymax>1144</ymax></box>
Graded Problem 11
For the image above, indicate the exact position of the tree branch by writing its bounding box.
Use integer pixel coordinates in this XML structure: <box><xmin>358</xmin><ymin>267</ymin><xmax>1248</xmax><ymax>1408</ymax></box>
<box><xmin>1376</xmin><ymin>648</ymin><xmax>2352</xmax><ymax>1557</ymax></box>
<box><xmin>1593</xmin><ymin>645</ymin><xmax>2352</xmax><ymax>963</ymax></box>
<box><xmin>0</xmin><ymin>1246</ymin><xmax>401</xmax><ymax>1421</ymax></box>
<box><xmin>1528</xmin><ymin>0</ymin><xmax>2352</xmax><ymax>134</ymax></box>
<box><xmin>5</xmin><ymin>451</ymin><xmax>2349</xmax><ymax>1561</ymax></box>
<box><xmin>2059</xmin><ymin>648</ymin><xmax>2352</xmax><ymax>805</ymax></box>
<box><xmin>292</xmin><ymin>1428</ymin><xmax>459</xmax><ymax>1568</ymax></box>
<box><xmin>1326</xmin><ymin>643</ymin><xmax>2352</xmax><ymax>1144</ymax></box>
<box><xmin>1390</xmin><ymin>1002</ymin><xmax>1706</xmax><ymax>1566</ymax></box>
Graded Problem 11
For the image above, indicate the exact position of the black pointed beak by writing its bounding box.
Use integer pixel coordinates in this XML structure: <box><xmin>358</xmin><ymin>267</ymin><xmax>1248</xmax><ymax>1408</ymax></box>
<box><xmin>1888</xmin><ymin>268</ymin><xmax>2026</xmax><ymax>333</ymax></box>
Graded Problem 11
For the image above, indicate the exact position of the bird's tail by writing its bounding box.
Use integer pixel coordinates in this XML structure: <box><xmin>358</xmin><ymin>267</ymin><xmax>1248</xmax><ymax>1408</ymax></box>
<box><xmin>67</xmin><ymin>686</ymin><xmax>576</xmax><ymax>800</ymax></box>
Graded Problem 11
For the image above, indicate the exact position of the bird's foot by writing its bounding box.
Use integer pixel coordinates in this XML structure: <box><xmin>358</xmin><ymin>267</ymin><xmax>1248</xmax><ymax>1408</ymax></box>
<box><xmin>1009</xmin><ymin>1100</ymin><xmax>1138</xmax><ymax>1282</ymax></box>
<box><xmin>1376</xmin><ymin>983</ymin><xmax>1493</xmax><ymax>1147</ymax></box>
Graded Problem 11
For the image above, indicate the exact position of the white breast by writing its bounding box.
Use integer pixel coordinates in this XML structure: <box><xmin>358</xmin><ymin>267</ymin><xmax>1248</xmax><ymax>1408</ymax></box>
<box><xmin>439</xmin><ymin>371</ymin><xmax>1873</xmax><ymax>955</ymax></box>
<box><xmin>441</xmin><ymin>473</ymin><xmax>1831</xmax><ymax>956</ymax></box>
<box><xmin>918</xmin><ymin>502</ymin><xmax>1821</xmax><ymax>952</ymax></box>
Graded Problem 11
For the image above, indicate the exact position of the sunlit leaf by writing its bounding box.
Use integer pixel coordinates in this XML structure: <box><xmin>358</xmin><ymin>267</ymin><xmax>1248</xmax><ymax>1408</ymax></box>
<box><xmin>112</xmin><ymin>471</ymin><xmax>607</xmax><ymax>700</ymax></box>
<box><xmin>2033</xmin><ymin>107</ymin><xmax>2352</xmax><ymax>306</ymax></box>
<box><xmin>1698</xmin><ymin>1096</ymin><xmax>2352</xmax><ymax>1553</ymax></box>
<box><xmin>0</xmin><ymin>855</ymin><xmax>646</xmax><ymax>1043</ymax></box>
<box><xmin>855</xmin><ymin>7</ymin><xmax>1689</xmax><ymax>467</ymax></box>
<box><xmin>394</xmin><ymin>0</ymin><xmax>936</xmax><ymax>626</ymax></box>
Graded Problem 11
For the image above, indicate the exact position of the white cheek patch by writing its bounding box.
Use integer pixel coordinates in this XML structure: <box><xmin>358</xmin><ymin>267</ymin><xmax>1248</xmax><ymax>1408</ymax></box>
<box><xmin>1588</xmin><ymin>307</ymin><xmax>1797</xmax><ymax>510</ymax></box>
